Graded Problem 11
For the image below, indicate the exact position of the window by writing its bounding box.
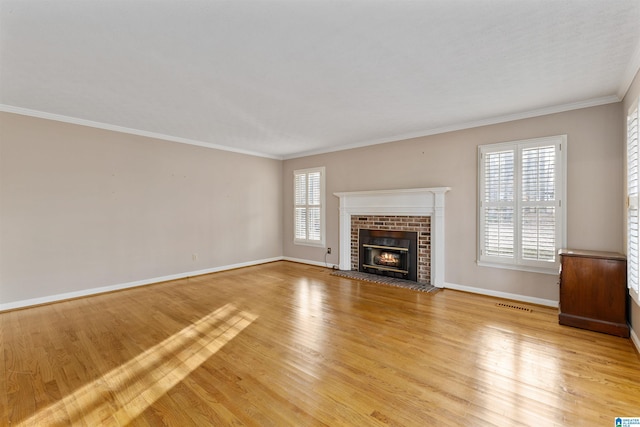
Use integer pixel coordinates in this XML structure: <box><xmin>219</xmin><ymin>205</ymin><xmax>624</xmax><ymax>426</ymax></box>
<box><xmin>478</xmin><ymin>135</ymin><xmax>566</xmax><ymax>273</ymax></box>
<box><xmin>294</xmin><ymin>167</ymin><xmax>325</xmax><ymax>246</ymax></box>
<box><xmin>627</xmin><ymin>98</ymin><xmax>640</xmax><ymax>303</ymax></box>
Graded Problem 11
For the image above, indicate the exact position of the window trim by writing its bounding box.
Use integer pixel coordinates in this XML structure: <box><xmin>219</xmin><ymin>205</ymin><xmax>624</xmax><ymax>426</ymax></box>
<box><xmin>293</xmin><ymin>166</ymin><xmax>326</xmax><ymax>247</ymax></box>
<box><xmin>627</xmin><ymin>97</ymin><xmax>640</xmax><ymax>304</ymax></box>
<box><xmin>477</xmin><ymin>135</ymin><xmax>567</xmax><ymax>275</ymax></box>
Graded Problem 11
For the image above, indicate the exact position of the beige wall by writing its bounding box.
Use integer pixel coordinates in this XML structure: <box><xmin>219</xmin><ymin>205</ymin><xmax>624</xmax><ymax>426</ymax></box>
<box><xmin>0</xmin><ymin>112</ymin><xmax>283</xmax><ymax>305</ymax></box>
<box><xmin>623</xmin><ymin>69</ymin><xmax>640</xmax><ymax>336</ymax></box>
<box><xmin>0</xmin><ymin>94</ymin><xmax>629</xmax><ymax>310</ymax></box>
<box><xmin>283</xmin><ymin>103</ymin><xmax>624</xmax><ymax>303</ymax></box>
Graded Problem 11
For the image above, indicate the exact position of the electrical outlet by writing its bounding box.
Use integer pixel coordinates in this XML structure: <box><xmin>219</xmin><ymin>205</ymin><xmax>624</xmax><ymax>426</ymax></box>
<box><xmin>192</xmin><ymin>253</ymin><xmax>198</xmax><ymax>261</ymax></box>
<box><xmin>327</xmin><ymin>247</ymin><xmax>331</xmax><ymax>254</ymax></box>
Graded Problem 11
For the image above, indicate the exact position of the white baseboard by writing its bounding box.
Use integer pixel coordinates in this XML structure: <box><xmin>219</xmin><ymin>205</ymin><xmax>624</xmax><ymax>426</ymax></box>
<box><xmin>7</xmin><ymin>260</ymin><xmax>636</xmax><ymax>354</ymax></box>
<box><xmin>279</xmin><ymin>266</ymin><xmax>560</xmax><ymax>307</ymax></box>
<box><xmin>443</xmin><ymin>281</ymin><xmax>559</xmax><ymax>308</ymax></box>
<box><xmin>631</xmin><ymin>327</ymin><xmax>640</xmax><ymax>354</ymax></box>
<box><xmin>284</xmin><ymin>264</ymin><xmax>560</xmax><ymax>308</ymax></box>
<box><xmin>283</xmin><ymin>256</ymin><xmax>338</xmax><ymax>269</ymax></box>
<box><xmin>444</xmin><ymin>283</ymin><xmax>640</xmax><ymax>352</ymax></box>
<box><xmin>0</xmin><ymin>257</ymin><xmax>284</xmax><ymax>312</ymax></box>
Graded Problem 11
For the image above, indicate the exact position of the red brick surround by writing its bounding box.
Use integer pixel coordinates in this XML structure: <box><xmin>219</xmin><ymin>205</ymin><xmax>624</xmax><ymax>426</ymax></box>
<box><xmin>350</xmin><ymin>215</ymin><xmax>431</xmax><ymax>284</ymax></box>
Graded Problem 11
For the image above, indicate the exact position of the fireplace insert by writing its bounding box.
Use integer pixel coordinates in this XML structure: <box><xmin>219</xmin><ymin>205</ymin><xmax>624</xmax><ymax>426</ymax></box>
<box><xmin>358</xmin><ymin>229</ymin><xmax>418</xmax><ymax>281</ymax></box>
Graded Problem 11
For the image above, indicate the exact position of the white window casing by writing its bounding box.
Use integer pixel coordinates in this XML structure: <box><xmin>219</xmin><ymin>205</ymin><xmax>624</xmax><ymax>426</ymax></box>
<box><xmin>294</xmin><ymin>167</ymin><xmax>326</xmax><ymax>247</ymax></box>
<box><xmin>627</xmin><ymin>98</ymin><xmax>640</xmax><ymax>303</ymax></box>
<box><xmin>478</xmin><ymin>135</ymin><xmax>567</xmax><ymax>274</ymax></box>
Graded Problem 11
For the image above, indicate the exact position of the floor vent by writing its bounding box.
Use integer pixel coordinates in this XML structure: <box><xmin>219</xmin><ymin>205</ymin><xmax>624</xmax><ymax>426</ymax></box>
<box><xmin>496</xmin><ymin>302</ymin><xmax>532</xmax><ymax>313</ymax></box>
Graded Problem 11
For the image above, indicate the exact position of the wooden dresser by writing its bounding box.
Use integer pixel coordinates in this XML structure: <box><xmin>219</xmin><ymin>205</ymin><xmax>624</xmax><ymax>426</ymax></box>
<box><xmin>558</xmin><ymin>249</ymin><xmax>629</xmax><ymax>337</ymax></box>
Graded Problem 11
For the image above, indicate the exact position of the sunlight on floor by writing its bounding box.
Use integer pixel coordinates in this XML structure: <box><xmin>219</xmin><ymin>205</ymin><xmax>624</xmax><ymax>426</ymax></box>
<box><xmin>477</xmin><ymin>325</ymin><xmax>561</xmax><ymax>422</ymax></box>
<box><xmin>21</xmin><ymin>303</ymin><xmax>257</xmax><ymax>425</ymax></box>
<box><xmin>289</xmin><ymin>279</ymin><xmax>326</xmax><ymax>379</ymax></box>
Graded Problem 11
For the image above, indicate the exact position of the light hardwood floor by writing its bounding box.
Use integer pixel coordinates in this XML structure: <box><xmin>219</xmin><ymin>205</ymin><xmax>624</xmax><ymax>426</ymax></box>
<box><xmin>1</xmin><ymin>261</ymin><xmax>639</xmax><ymax>426</ymax></box>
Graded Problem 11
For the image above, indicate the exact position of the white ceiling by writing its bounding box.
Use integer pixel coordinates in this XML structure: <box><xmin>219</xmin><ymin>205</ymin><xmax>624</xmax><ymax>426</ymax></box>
<box><xmin>1</xmin><ymin>0</ymin><xmax>640</xmax><ymax>159</ymax></box>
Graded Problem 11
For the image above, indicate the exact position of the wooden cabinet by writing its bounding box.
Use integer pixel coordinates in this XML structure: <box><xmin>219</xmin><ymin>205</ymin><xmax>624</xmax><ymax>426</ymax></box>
<box><xmin>558</xmin><ymin>249</ymin><xmax>629</xmax><ymax>337</ymax></box>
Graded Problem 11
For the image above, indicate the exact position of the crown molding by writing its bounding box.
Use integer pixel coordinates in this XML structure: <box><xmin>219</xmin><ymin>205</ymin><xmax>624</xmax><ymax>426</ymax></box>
<box><xmin>0</xmin><ymin>104</ymin><xmax>283</xmax><ymax>160</ymax></box>
<box><xmin>284</xmin><ymin>95</ymin><xmax>620</xmax><ymax>159</ymax></box>
<box><xmin>1</xmin><ymin>94</ymin><xmax>621</xmax><ymax>162</ymax></box>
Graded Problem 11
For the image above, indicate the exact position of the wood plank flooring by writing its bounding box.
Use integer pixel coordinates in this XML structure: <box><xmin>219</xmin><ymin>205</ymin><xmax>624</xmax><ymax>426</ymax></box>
<box><xmin>1</xmin><ymin>261</ymin><xmax>639</xmax><ymax>426</ymax></box>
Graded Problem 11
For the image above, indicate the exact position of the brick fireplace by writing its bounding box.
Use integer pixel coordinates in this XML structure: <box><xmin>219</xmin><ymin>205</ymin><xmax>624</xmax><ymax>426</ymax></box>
<box><xmin>353</xmin><ymin>216</ymin><xmax>430</xmax><ymax>283</ymax></box>
<box><xmin>334</xmin><ymin>188</ymin><xmax>449</xmax><ymax>287</ymax></box>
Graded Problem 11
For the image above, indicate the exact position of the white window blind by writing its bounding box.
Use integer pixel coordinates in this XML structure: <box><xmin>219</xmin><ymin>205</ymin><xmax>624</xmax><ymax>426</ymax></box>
<box><xmin>483</xmin><ymin>150</ymin><xmax>515</xmax><ymax>258</ymax></box>
<box><xmin>521</xmin><ymin>145</ymin><xmax>557</xmax><ymax>262</ymax></box>
<box><xmin>627</xmin><ymin>99</ymin><xmax>640</xmax><ymax>301</ymax></box>
<box><xmin>294</xmin><ymin>167</ymin><xmax>325</xmax><ymax>246</ymax></box>
<box><xmin>479</xmin><ymin>136</ymin><xmax>566</xmax><ymax>273</ymax></box>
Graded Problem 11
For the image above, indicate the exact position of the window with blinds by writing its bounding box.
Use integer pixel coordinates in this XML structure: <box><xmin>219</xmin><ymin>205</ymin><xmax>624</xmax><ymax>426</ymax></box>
<box><xmin>483</xmin><ymin>150</ymin><xmax>515</xmax><ymax>258</ymax></box>
<box><xmin>294</xmin><ymin>167</ymin><xmax>325</xmax><ymax>246</ymax></box>
<box><xmin>478</xmin><ymin>136</ymin><xmax>566</xmax><ymax>273</ymax></box>
<box><xmin>627</xmin><ymin>99</ymin><xmax>640</xmax><ymax>302</ymax></box>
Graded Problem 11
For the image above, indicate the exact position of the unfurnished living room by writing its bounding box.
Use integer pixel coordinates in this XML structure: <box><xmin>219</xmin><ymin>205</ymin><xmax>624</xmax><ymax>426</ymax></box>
<box><xmin>2</xmin><ymin>0</ymin><xmax>640</xmax><ymax>425</ymax></box>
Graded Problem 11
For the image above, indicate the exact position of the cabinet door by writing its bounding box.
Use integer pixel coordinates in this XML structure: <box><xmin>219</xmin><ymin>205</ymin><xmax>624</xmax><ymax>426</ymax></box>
<box><xmin>559</xmin><ymin>254</ymin><xmax>628</xmax><ymax>337</ymax></box>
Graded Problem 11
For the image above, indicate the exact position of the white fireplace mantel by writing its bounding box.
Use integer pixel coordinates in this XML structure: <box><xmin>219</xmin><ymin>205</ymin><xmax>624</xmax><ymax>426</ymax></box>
<box><xmin>333</xmin><ymin>187</ymin><xmax>450</xmax><ymax>287</ymax></box>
